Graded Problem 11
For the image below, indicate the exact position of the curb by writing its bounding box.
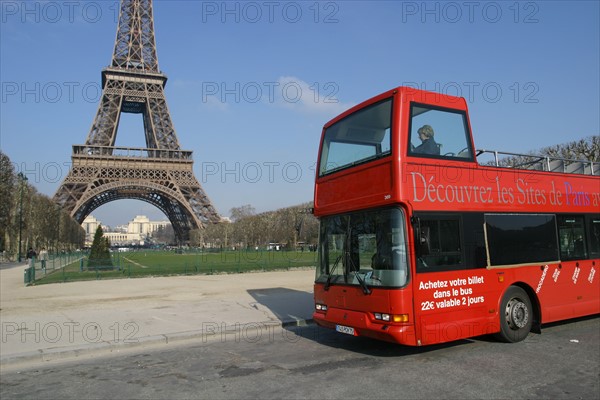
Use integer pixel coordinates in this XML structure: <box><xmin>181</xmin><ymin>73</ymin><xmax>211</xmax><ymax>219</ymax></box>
<box><xmin>0</xmin><ymin>318</ymin><xmax>314</xmax><ymax>369</ymax></box>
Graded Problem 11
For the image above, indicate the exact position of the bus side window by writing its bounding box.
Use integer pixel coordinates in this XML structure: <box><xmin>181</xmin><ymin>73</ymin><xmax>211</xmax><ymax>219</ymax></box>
<box><xmin>586</xmin><ymin>216</ymin><xmax>600</xmax><ymax>259</ymax></box>
<box><xmin>414</xmin><ymin>214</ymin><xmax>462</xmax><ymax>271</ymax></box>
<box><xmin>558</xmin><ymin>215</ymin><xmax>588</xmax><ymax>260</ymax></box>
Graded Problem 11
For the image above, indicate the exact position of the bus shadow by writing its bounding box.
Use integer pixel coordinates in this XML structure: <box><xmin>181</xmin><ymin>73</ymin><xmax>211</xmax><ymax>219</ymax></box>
<box><xmin>247</xmin><ymin>287</ymin><xmax>314</xmax><ymax>326</ymax></box>
<box><xmin>287</xmin><ymin>323</ymin><xmax>476</xmax><ymax>357</ymax></box>
<box><xmin>541</xmin><ymin>314</ymin><xmax>599</xmax><ymax>329</ymax></box>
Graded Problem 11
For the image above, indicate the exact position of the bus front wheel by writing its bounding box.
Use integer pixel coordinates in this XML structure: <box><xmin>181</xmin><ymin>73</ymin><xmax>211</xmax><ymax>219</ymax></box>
<box><xmin>496</xmin><ymin>286</ymin><xmax>533</xmax><ymax>343</ymax></box>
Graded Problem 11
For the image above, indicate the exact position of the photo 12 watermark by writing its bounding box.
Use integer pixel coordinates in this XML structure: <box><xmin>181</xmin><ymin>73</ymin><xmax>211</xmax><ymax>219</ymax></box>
<box><xmin>200</xmin><ymin>321</ymin><xmax>321</xmax><ymax>344</ymax></box>
<box><xmin>1</xmin><ymin>81</ymin><xmax>102</xmax><ymax>104</ymax></box>
<box><xmin>2</xmin><ymin>321</ymin><xmax>140</xmax><ymax>345</ymax></box>
<box><xmin>1</xmin><ymin>1</ymin><xmax>120</xmax><ymax>24</ymax></box>
<box><xmin>201</xmin><ymin>161</ymin><xmax>316</xmax><ymax>184</ymax></box>
<box><xmin>401</xmin><ymin>81</ymin><xmax>540</xmax><ymax>104</ymax></box>
<box><xmin>201</xmin><ymin>80</ymin><xmax>340</xmax><ymax>105</ymax></box>
<box><xmin>400</xmin><ymin>1</ymin><xmax>540</xmax><ymax>24</ymax></box>
<box><xmin>11</xmin><ymin>161</ymin><xmax>72</xmax><ymax>184</ymax></box>
<box><xmin>200</xmin><ymin>1</ymin><xmax>340</xmax><ymax>24</ymax></box>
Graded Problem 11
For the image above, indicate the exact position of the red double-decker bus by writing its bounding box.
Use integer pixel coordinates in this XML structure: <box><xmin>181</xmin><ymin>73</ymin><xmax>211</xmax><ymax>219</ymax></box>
<box><xmin>312</xmin><ymin>87</ymin><xmax>599</xmax><ymax>345</ymax></box>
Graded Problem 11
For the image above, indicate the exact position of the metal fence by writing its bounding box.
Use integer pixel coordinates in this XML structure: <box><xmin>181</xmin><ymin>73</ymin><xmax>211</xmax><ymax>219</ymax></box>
<box><xmin>23</xmin><ymin>252</ymin><xmax>87</xmax><ymax>285</ymax></box>
<box><xmin>25</xmin><ymin>249</ymin><xmax>317</xmax><ymax>285</ymax></box>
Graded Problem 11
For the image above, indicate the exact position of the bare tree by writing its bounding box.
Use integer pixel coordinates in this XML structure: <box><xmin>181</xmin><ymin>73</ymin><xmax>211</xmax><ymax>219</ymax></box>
<box><xmin>0</xmin><ymin>152</ymin><xmax>15</xmax><ymax>253</ymax></box>
<box><xmin>229</xmin><ymin>205</ymin><xmax>256</xmax><ymax>222</ymax></box>
<box><xmin>220</xmin><ymin>202</ymin><xmax>318</xmax><ymax>250</ymax></box>
<box><xmin>0</xmin><ymin>152</ymin><xmax>85</xmax><ymax>259</ymax></box>
<box><xmin>491</xmin><ymin>136</ymin><xmax>599</xmax><ymax>168</ymax></box>
<box><xmin>540</xmin><ymin>136</ymin><xmax>599</xmax><ymax>160</ymax></box>
<box><xmin>153</xmin><ymin>224</ymin><xmax>176</xmax><ymax>245</ymax></box>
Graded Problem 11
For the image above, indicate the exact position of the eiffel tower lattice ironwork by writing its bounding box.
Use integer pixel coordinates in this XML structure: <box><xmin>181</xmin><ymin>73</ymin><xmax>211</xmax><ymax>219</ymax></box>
<box><xmin>53</xmin><ymin>0</ymin><xmax>221</xmax><ymax>242</ymax></box>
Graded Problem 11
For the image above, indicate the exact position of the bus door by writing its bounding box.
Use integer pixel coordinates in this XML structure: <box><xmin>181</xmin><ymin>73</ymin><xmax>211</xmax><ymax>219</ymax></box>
<box><xmin>412</xmin><ymin>213</ymin><xmax>493</xmax><ymax>345</ymax></box>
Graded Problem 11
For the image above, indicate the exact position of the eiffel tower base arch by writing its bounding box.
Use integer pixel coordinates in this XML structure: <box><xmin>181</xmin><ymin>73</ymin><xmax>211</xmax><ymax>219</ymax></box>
<box><xmin>54</xmin><ymin>146</ymin><xmax>220</xmax><ymax>243</ymax></box>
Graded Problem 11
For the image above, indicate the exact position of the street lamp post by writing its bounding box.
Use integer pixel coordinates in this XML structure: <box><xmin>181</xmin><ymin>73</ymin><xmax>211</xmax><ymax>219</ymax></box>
<box><xmin>55</xmin><ymin>204</ymin><xmax>61</xmax><ymax>255</ymax></box>
<box><xmin>17</xmin><ymin>172</ymin><xmax>28</xmax><ymax>263</ymax></box>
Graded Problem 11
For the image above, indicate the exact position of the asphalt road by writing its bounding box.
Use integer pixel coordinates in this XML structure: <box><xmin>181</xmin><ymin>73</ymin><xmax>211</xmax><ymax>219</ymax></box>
<box><xmin>1</xmin><ymin>316</ymin><xmax>598</xmax><ymax>399</ymax></box>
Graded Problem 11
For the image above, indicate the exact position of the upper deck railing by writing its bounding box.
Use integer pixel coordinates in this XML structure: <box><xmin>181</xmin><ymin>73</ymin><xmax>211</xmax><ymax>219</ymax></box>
<box><xmin>72</xmin><ymin>145</ymin><xmax>192</xmax><ymax>161</ymax></box>
<box><xmin>476</xmin><ymin>149</ymin><xmax>599</xmax><ymax>176</ymax></box>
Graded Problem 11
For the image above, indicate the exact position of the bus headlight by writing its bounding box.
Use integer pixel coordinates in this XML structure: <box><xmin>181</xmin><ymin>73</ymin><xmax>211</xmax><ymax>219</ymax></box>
<box><xmin>374</xmin><ymin>313</ymin><xmax>389</xmax><ymax>321</ymax></box>
<box><xmin>373</xmin><ymin>313</ymin><xmax>409</xmax><ymax>323</ymax></box>
<box><xmin>315</xmin><ymin>303</ymin><xmax>328</xmax><ymax>312</ymax></box>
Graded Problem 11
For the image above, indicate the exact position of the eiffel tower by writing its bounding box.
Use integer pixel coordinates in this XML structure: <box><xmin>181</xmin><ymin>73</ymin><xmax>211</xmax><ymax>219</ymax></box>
<box><xmin>53</xmin><ymin>0</ymin><xmax>221</xmax><ymax>242</ymax></box>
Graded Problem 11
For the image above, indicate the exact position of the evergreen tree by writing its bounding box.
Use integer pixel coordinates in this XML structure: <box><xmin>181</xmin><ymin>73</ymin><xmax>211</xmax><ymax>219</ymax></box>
<box><xmin>88</xmin><ymin>226</ymin><xmax>113</xmax><ymax>269</ymax></box>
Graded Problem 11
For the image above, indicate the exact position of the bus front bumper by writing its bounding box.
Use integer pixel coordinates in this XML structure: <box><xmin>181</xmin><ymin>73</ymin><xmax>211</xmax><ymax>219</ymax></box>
<box><xmin>313</xmin><ymin>307</ymin><xmax>418</xmax><ymax>346</ymax></box>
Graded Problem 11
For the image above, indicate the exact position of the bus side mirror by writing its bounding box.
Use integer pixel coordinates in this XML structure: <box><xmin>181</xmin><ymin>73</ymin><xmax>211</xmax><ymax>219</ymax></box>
<box><xmin>419</xmin><ymin>226</ymin><xmax>431</xmax><ymax>256</ymax></box>
<box><xmin>412</xmin><ymin>216</ymin><xmax>430</xmax><ymax>257</ymax></box>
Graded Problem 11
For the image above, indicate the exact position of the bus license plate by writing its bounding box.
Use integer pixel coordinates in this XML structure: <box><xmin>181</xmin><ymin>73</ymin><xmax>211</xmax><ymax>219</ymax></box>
<box><xmin>336</xmin><ymin>325</ymin><xmax>355</xmax><ymax>335</ymax></box>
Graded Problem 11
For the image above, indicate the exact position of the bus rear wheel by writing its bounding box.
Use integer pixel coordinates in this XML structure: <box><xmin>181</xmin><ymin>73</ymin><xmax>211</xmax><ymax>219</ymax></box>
<box><xmin>496</xmin><ymin>286</ymin><xmax>533</xmax><ymax>343</ymax></box>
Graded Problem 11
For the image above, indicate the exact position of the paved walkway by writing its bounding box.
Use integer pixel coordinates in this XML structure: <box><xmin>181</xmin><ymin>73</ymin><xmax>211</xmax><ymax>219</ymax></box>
<box><xmin>0</xmin><ymin>261</ymin><xmax>315</xmax><ymax>368</ymax></box>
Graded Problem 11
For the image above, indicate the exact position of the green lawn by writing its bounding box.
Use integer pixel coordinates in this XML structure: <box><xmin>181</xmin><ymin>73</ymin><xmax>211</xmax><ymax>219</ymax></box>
<box><xmin>33</xmin><ymin>250</ymin><xmax>318</xmax><ymax>285</ymax></box>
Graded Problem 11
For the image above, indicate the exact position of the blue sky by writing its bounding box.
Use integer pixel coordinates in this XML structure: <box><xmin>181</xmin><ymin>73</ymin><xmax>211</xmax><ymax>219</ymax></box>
<box><xmin>1</xmin><ymin>0</ymin><xmax>599</xmax><ymax>227</ymax></box>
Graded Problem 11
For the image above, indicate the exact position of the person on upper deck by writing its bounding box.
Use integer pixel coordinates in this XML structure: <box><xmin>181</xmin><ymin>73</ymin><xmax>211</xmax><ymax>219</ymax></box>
<box><xmin>412</xmin><ymin>125</ymin><xmax>440</xmax><ymax>155</ymax></box>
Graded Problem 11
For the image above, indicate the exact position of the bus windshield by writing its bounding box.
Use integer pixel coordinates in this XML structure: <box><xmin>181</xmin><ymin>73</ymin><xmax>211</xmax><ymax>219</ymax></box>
<box><xmin>316</xmin><ymin>208</ymin><xmax>408</xmax><ymax>288</ymax></box>
<box><xmin>319</xmin><ymin>98</ymin><xmax>392</xmax><ymax>176</ymax></box>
